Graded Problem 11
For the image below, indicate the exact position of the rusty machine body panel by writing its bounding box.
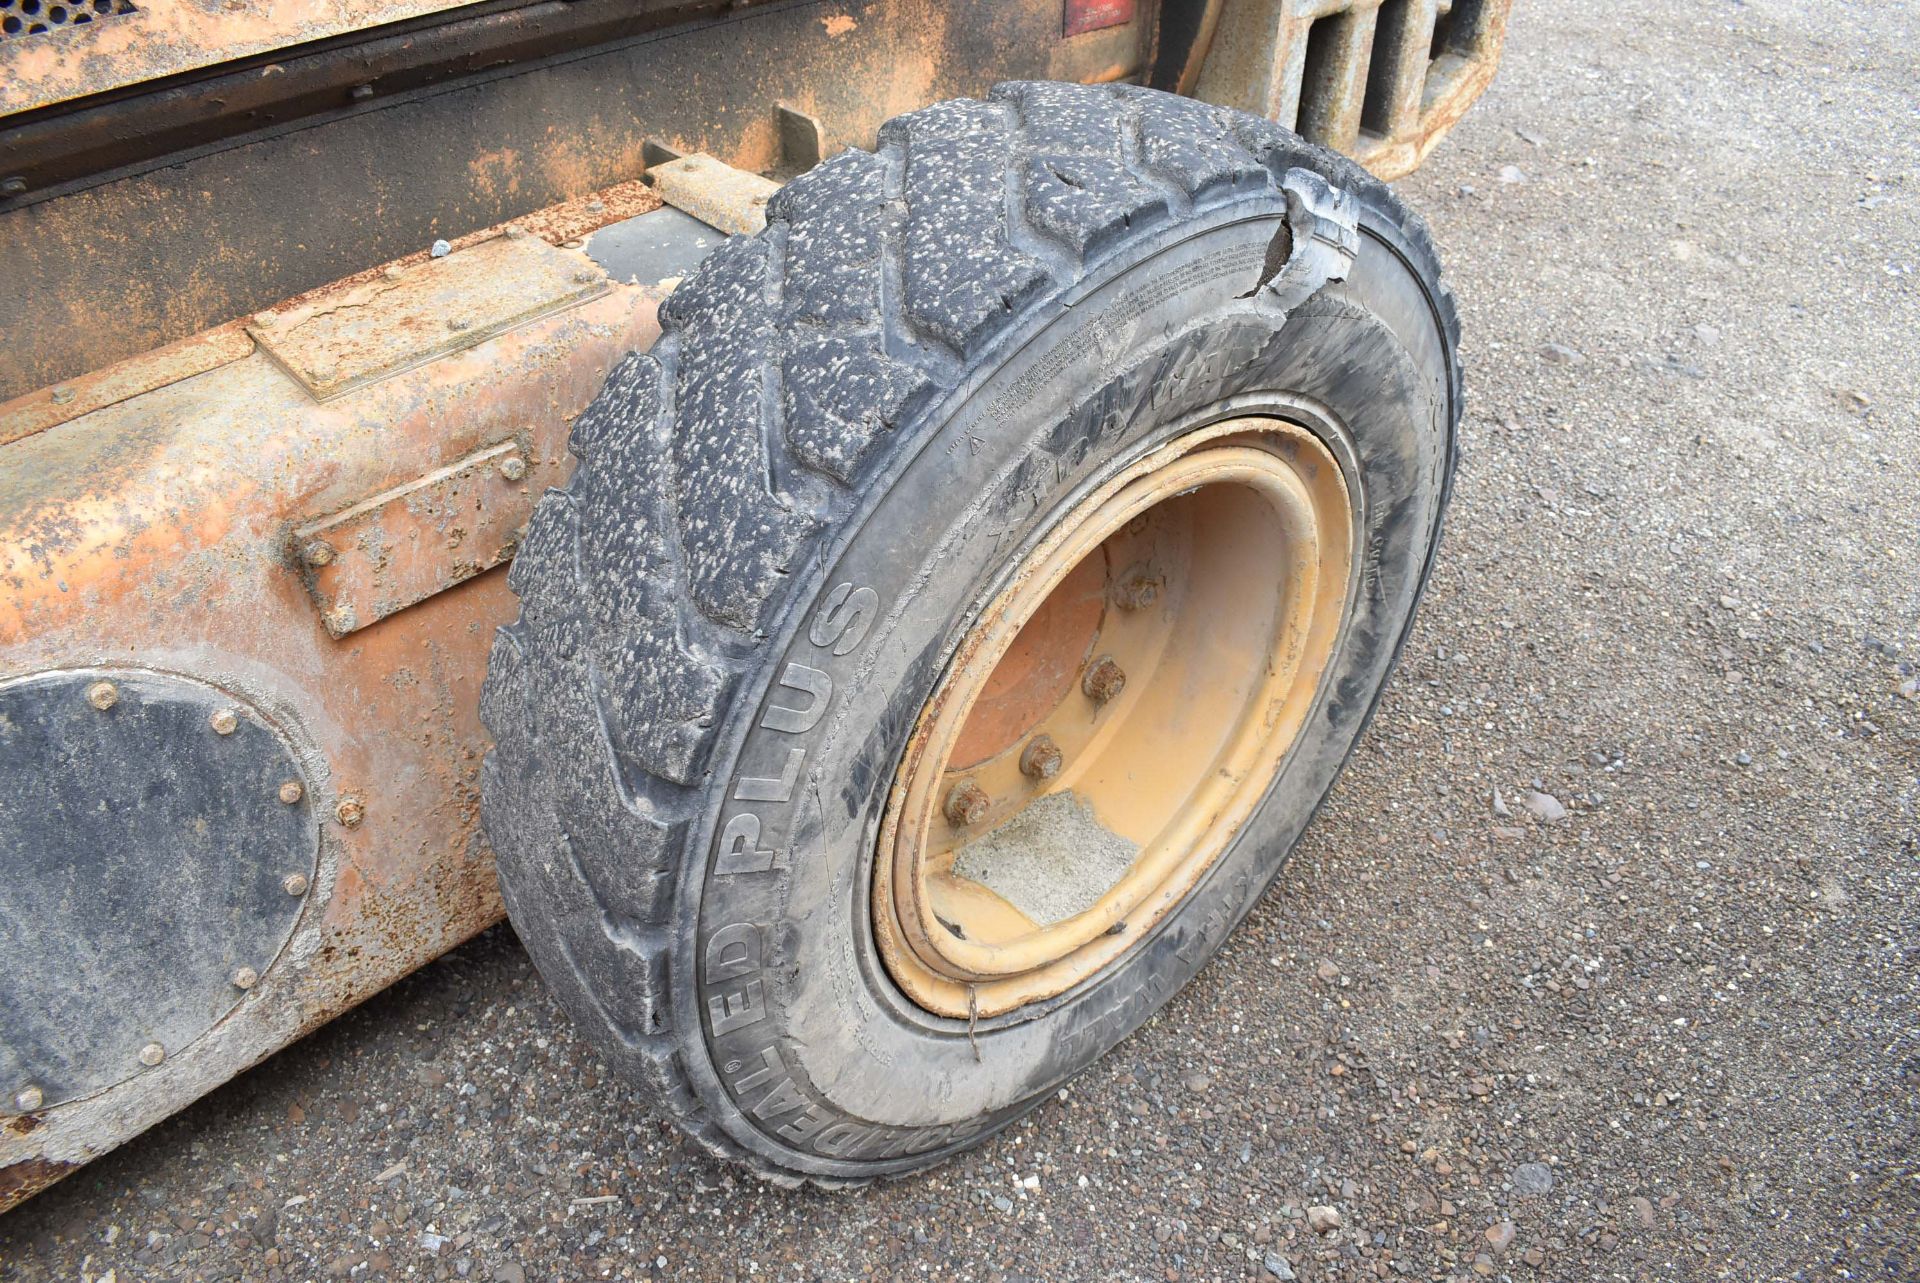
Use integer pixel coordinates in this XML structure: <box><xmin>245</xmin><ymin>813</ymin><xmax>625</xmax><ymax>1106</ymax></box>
<box><xmin>0</xmin><ymin>0</ymin><xmax>1508</xmax><ymax>1209</ymax></box>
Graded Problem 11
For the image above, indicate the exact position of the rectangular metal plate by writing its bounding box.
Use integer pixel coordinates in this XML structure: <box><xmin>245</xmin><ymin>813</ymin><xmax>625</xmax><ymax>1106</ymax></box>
<box><xmin>1064</xmin><ymin>0</ymin><xmax>1134</xmax><ymax>37</ymax></box>
<box><xmin>295</xmin><ymin>441</ymin><xmax>537</xmax><ymax>637</ymax></box>
<box><xmin>249</xmin><ymin>234</ymin><xmax>605</xmax><ymax>401</ymax></box>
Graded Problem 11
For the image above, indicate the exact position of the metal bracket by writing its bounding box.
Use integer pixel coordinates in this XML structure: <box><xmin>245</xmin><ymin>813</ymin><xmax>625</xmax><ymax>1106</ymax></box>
<box><xmin>293</xmin><ymin>440</ymin><xmax>544</xmax><ymax>637</ymax></box>
<box><xmin>1259</xmin><ymin>167</ymin><xmax>1361</xmax><ymax>313</ymax></box>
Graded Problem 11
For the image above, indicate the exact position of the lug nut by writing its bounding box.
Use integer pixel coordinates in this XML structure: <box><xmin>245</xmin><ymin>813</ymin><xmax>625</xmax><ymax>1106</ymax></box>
<box><xmin>282</xmin><ymin>872</ymin><xmax>310</xmax><ymax>897</ymax></box>
<box><xmin>232</xmin><ymin>966</ymin><xmax>259</xmax><ymax>990</ymax></box>
<box><xmin>1019</xmin><ymin>734</ymin><xmax>1064</xmax><ymax>781</ymax></box>
<box><xmin>138</xmin><ymin>1043</ymin><xmax>165</xmax><ymax>1068</ymax></box>
<box><xmin>279</xmin><ymin>779</ymin><xmax>304</xmax><ymax>805</ymax></box>
<box><xmin>943</xmin><ymin>780</ymin><xmax>992</xmax><ymax>828</ymax></box>
<box><xmin>1113</xmin><ymin>573</ymin><xmax>1162</xmax><ymax>611</ymax></box>
<box><xmin>1082</xmin><ymin>656</ymin><xmax>1127</xmax><ymax>705</ymax></box>
<box><xmin>13</xmin><ymin>1085</ymin><xmax>43</xmax><ymax>1112</ymax></box>
<box><xmin>498</xmin><ymin>456</ymin><xmax>528</xmax><ymax>482</ymax></box>
<box><xmin>50</xmin><ymin>386</ymin><xmax>76</xmax><ymax>406</ymax></box>
<box><xmin>209</xmin><ymin>707</ymin><xmax>239</xmax><ymax>735</ymax></box>
<box><xmin>335</xmin><ymin>796</ymin><xmax>365</xmax><ymax>828</ymax></box>
<box><xmin>302</xmin><ymin>539</ymin><xmax>336</xmax><ymax>567</ymax></box>
<box><xmin>85</xmin><ymin>680</ymin><xmax>119</xmax><ymax>711</ymax></box>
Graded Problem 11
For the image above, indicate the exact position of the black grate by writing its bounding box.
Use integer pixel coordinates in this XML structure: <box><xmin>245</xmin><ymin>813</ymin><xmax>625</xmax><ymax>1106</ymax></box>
<box><xmin>0</xmin><ymin>0</ymin><xmax>136</xmax><ymax>43</ymax></box>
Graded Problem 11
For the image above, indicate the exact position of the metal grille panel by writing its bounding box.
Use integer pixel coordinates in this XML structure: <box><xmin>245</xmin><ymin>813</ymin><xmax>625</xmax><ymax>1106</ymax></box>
<box><xmin>1194</xmin><ymin>0</ymin><xmax>1512</xmax><ymax>180</ymax></box>
<box><xmin>0</xmin><ymin>0</ymin><xmax>136</xmax><ymax>43</ymax></box>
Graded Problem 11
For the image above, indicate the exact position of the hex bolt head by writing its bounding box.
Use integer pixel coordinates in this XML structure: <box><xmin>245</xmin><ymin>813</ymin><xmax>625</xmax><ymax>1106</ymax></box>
<box><xmin>943</xmin><ymin>780</ymin><xmax>992</xmax><ymax>828</ymax></box>
<box><xmin>446</xmin><ymin>315</ymin><xmax>471</xmax><ymax>332</ymax></box>
<box><xmin>335</xmin><ymin>796</ymin><xmax>365</xmax><ymax>828</ymax></box>
<box><xmin>498</xmin><ymin>456</ymin><xmax>528</xmax><ymax>482</ymax></box>
<box><xmin>278</xmin><ymin>779</ymin><xmax>304</xmax><ymax>805</ymax></box>
<box><xmin>138</xmin><ymin>1043</ymin><xmax>165</xmax><ymax>1068</ymax></box>
<box><xmin>1019</xmin><ymin>734</ymin><xmax>1065</xmax><ymax>781</ymax></box>
<box><xmin>282</xmin><ymin>872</ymin><xmax>310</xmax><ymax>897</ymax></box>
<box><xmin>1</xmin><ymin>176</ymin><xmax>27</xmax><ymax>197</ymax></box>
<box><xmin>301</xmin><ymin>539</ymin><xmax>336</xmax><ymax>568</ymax></box>
<box><xmin>209</xmin><ymin>707</ymin><xmax>239</xmax><ymax>735</ymax></box>
<box><xmin>1083</xmin><ymin>656</ymin><xmax>1127</xmax><ymax>705</ymax></box>
<box><xmin>13</xmin><ymin>1085</ymin><xmax>44</xmax><ymax>1112</ymax></box>
<box><xmin>232</xmin><ymin>966</ymin><xmax>259</xmax><ymax>990</ymax></box>
<box><xmin>85</xmin><ymin>680</ymin><xmax>119</xmax><ymax>711</ymax></box>
<box><xmin>49</xmin><ymin>386</ymin><xmax>76</xmax><ymax>406</ymax></box>
<box><xmin>1113</xmin><ymin>573</ymin><xmax>1162</xmax><ymax>611</ymax></box>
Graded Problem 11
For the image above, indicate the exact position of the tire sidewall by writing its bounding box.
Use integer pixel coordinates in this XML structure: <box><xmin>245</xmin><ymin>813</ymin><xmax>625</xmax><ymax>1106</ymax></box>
<box><xmin>678</xmin><ymin>195</ymin><xmax>1453</xmax><ymax>1178</ymax></box>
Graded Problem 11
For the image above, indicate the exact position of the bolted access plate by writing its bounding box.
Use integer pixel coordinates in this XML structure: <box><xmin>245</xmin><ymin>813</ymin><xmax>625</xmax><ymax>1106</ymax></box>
<box><xmin>0</xmin><ymin>670</ymin><xmax>318</xmax><ymax>1112</ymax></box>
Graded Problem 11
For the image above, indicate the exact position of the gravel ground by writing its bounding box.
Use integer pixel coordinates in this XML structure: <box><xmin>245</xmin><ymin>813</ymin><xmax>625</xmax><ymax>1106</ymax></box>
<box><xmin>4</xmin><ymin>1</ymin><xmax>1916</xmax><ymax>1279</ymax></box>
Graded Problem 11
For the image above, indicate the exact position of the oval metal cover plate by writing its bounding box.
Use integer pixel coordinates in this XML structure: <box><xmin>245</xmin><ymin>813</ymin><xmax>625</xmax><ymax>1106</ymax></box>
<box><xmin>0</xmin><ymin>671</ymin><xmax>318</xmax><ymax>1110</ymax></box>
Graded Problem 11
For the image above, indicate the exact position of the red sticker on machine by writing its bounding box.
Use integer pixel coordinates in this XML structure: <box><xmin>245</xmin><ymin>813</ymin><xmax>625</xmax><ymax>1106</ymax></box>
<box><xmin>1064</xmin><ymin>0</ymin><xmax>1135</xmax><ymax>37</ymax></box>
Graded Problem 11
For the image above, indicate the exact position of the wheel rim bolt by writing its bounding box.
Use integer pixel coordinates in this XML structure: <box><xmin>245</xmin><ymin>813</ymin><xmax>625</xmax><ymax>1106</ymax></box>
<box><xmin>282</xmin><ymin>873</ymin><xmax>310</xmax><ymax>897</ymax></box>
<box><xmin>279</xmin><ymin>780</ymin><xmax>304</xmax><ymax>804</ymax></box>
<box><xmin>1020</xmin><ymin>734</ymin><xmax>1064</xmax><ymax>781</ymax></box>
<box><xmin>943</xmin><ymin>781</ymin><xmax>992</xmax><ymax>828</ymax></box>
<box><xmin>209</xmin><ymin>708</ymin><xmax>239</xmax><ymax>735</ymax></box>
<box><xmin>1083</xmin><ymin>656</ymin><xmax>1127</xmax><ymax>704</ymax></box>
<box><xmin>138</xmin><ymin>1043</ymin><xmax>165</xmax><ymax>1068</ymax></box>
<box><xmin>1113</xmin><ymin>574</ymin><xmax>1161</xmax><ymax>611</ymax></box>
<box><xmin>232</xmin><ymin>966</ymin><xmax>259</xmax><ymax>990</ymax></box>
<box><xmin>13</xmin><ymin>1085</ymin><xmax>43</xmax><ymax>1112</ymax></box>
<box><xmin>85</xmin><ymin>680</ymin><xmax>118</xmax><ymax>710</ymax></box>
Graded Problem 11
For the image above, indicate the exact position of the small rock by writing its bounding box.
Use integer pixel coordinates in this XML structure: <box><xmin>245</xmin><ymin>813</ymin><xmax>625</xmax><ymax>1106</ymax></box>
<box><xmin>1305</xmin><ymin>1206</ymin><xmax>1341</xmax><ymax>1234</ymax></box>
<box><xmin>492</xmin><ymin>1265</ymin><xmax>525</xmax><ymax>1283</ymax></box>
<box><xmin>1491</xmin><ymin>787</ymin><xmax>1512</xmax><ymax>818</ymax></box>
<box><xmin>1498</xmin><ymin>164</ymin><xmax>1528</xmax><ymax>184</ymax></box>
<box><xmin>1515</xmin><ymin>127</ymin><xmax>1545</xmax><ymax>147</ymax></box>
<box><xmin>1182</xmin><ymin>1071</ymin><xmax>1212</xmax><ymax>1093</ymax></box>
<box><xmin>1315</xmin><ymin>960</ymin><xmax>1340</xmax><ymax>982</ymax></box>
<box><xmin>1629</xmin><ymin>1195</ymin><xmax>1656</xmax><ymax>1228</ymax></box>
<box><xmin>992</xmin><ymin>1194</ymin><xmax>1014</xmax><ymax>1213</ymax></box>
<box><xmin>1733</xmin><ymin>751</ymin><xmax>1752</xmax><ymax>767</ymax></box>
<box><xmin>430</xmin><ymin>239</ymin><xmax>453</xmax><ymax>258</ymax></box>
<box><xmin>1540</xmin><ymin>342</ymin><xmax>1583</xmax><ymax>365</ymax></box>
<box><xmin>1520</xmin><ymin>791</ymin><xmax>1567</xmax><ymax>823</ymax></box>
<box><xmin>1692</xmin><ymin>322</ymin><xmax>1721</xmax><ymax>346</ymax></box>
<box><xmin>1511</xmin><ymin>1162</ymin><xmax>1554</xmax><ymax>1196</ymax></box>
<box><xmin>1485</xmin><ymin>1222</ymin><xmax>1516</xmax><ymax>1252</ymax></box>
<box><xmin>1524</xmin><ymin>1247</ymin><xmax>1547</xmax><ymax>1267</ymax></box>
<box><xmin>1262</xmin><ymin>1253</ymin><xmax>1296</xmax><ymax>1280</ymax></box>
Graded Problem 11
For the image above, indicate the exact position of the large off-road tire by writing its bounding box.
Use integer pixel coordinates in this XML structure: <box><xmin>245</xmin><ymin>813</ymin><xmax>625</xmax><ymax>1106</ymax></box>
<box><xmin>481</xmin><ymin>81</ymin><xmax>1459</xmax><ymax>1186</ymax></box>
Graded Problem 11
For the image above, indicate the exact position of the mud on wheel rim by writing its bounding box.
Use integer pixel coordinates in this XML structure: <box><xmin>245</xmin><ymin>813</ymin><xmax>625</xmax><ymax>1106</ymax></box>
<box><xmin>874</xmin><ymin>416</ymin><xmax>1354</xmax><ymax>1019</ymax></box>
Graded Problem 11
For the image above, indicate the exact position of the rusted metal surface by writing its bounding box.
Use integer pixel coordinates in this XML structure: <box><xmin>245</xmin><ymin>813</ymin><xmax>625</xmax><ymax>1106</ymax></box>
<box><xmin>0</xmin><ymin>326</ymin><xmax>254</xmax><ymax>448</ymax></box>
<box><xmin>0</xmin><ymin>0</ymin><xmax>1154</xmax><ymax>401</ymax></box>
<box><xmin>1191</xmin><ymin>0</ymin><xmax>1511</xmax><ymax>180</ymax></box>
<box><xmin>295</xmin><ymin>440</ymin><xmax>550</xmax><ymax>637</ymax></box>
<box><xmin>649</xmin><ymin>154</ymin><xmax>782</xmax><ymax>237</ymax></box>
<box><xmin>0</xmin><ymin>0</ymin><xmax>490</xmax><ymax>115</ymax></box>
<box><xmin>0</xmin><ymin>229</ymin><xmax>664</xmax><ymax>1212</ymax></box>
<box><xmin>250</xmin><ymin>234</ymin><xmax>606</xmax><ymax>401</ymax></box>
